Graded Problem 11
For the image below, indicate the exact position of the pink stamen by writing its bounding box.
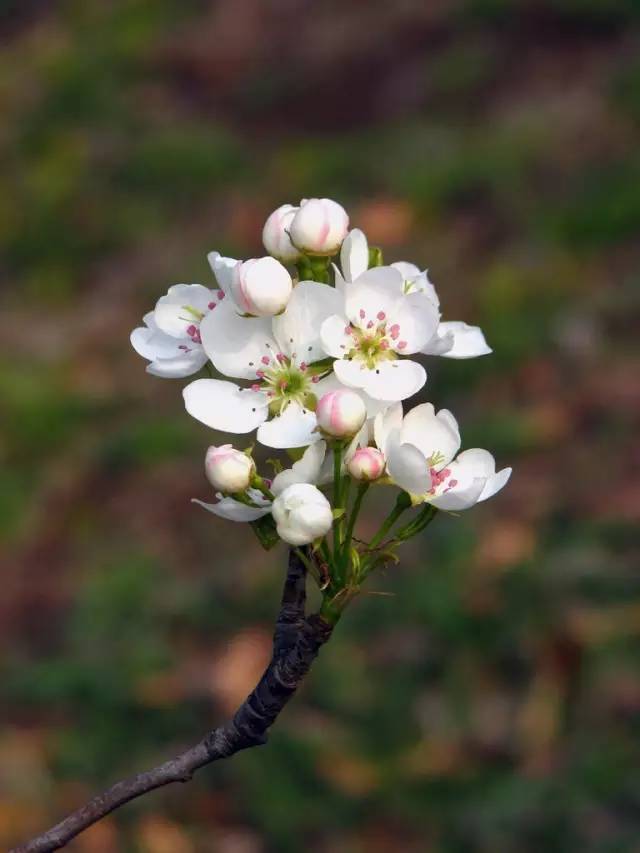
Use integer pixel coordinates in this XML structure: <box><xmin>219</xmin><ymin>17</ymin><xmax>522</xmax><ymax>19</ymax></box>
<box><xmin>344</xmin><ymin>325</ymin><xmax>352</xmax><ymax>335</ymax></box>
<box><xmin>261</xmin><ymin>356</ymin><xmax>270</xmax><ymax>365</ymax></box>
<box><xmin>299</xmin><ymin>361</ymin><xmax>307</xmax><ymax>371</ymax></box>
<box><xmin>251</xmin><ymin>384</ymin><xmax>261</xmax><ymax>392</ymax></box>
<box><xmin>276</xmin><ymin>352</ymin><xmax>286</xmax><ymax>364</ymax></box>
<box><xmin>217</xmin><ymin>291</ymin><xmax>225</xmax><ymax>300</ymax></box>
<box><xmin>312</xmin><ymin>376</ymin><xmax>320</xmax><ymax>383</ymax></box>
<box><xmin>208</xmin><ymin>301</ymin><xmax>216</xmax><ymax>310</ymax></box>
<box><xmin>397</xmin><ymin>340</ymin><xmax>407</xmax><ymax>350</ymax></box>
<box><xmin>359</xmin><ymin>309</ymin><xmax>366</xmax><ymax>320</ymax></box>
<box><xmin>367</xmin><ymin>321</ymin><xmax>374</xmax><ymax>329</ymax></box>
<box><xmin>449</xmin><ymin>479</ymin><xmax>458</xmax><ymax>488</ymax></box>
<box><xmin>390</xmin><ymin>324</ymin><xmax>400</xmax><ymax>340</ymax></box>
<box><xmin>256</xmin><ymin>369</ymin><xmax>265</xmax><ymax>378</ymax></box>
<box><xmin>380</xmin><ymin>340</ymin><xmax>389</xmax><ymax>350</ymax></box>
<box><xmin>377</xmin><ymin>311</ymin><xmax>386</xmax><ymax>321</ymax></box>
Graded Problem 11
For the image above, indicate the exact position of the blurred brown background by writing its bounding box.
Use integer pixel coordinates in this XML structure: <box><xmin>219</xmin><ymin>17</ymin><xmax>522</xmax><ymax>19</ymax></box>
<box><xmin>1</xmin><ymin>1</ymin><xmax>640</xmax><ymax>851</ymax></box>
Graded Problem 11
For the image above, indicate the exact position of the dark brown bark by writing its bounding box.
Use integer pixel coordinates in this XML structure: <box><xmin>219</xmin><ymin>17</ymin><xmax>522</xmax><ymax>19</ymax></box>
<box><xmin>12</xmin><ymin>549</ymin><xmax>333</xmax><ymax>853</ymax></box>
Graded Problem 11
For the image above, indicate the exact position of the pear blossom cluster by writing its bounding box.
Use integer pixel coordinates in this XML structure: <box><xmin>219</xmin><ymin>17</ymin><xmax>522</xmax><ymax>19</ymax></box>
<box><xmin>132</xmin><ymin>197</ymin><xmax>510</xmax><ymax>608</ymax></box>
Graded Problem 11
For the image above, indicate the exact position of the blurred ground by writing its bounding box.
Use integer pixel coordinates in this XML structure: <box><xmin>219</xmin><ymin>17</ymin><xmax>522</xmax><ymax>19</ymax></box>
<box><xmin>1</xmin><ymin>1</ymin><xmax>640</xmax><ymax>851</ymax></box>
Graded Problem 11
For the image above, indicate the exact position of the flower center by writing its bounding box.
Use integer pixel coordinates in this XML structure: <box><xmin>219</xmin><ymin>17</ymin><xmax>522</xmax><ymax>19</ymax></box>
<box><xmin>343</xmin><ymin>309</ymin><xmax>407</xmax><ymax>369</ymax></box>
<box><xmin>250</xmin><ymin>349</ymin><xmax>323</xmax><ymax>415</ymax></box>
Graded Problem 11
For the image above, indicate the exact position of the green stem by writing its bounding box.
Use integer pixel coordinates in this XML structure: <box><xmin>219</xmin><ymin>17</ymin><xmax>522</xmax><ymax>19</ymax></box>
<box><xmin>342</xmin><ymin>482</ymin><xmax>369</xmax><ymax>567</ymax></box>
<box><xmin>394</xmin><ymin>504</ymin><xmax>438</xmax><ymax>541</ymax></box>
<box><xmin>332</xmin><ymin>443</ymin><xmax>343</xmax><ymax>558</ymax></box>
<box><xmin>368</xmin><ymin>491</ymin><xmax>411</xmax><ymax>549</ymax></box>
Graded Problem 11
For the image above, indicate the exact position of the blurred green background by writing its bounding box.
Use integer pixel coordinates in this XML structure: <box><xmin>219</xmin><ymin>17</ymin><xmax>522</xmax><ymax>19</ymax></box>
<box><xmin>1</xmin><ymin>1</ymin><xmax>640</xmax><ymax>851</ymax></box>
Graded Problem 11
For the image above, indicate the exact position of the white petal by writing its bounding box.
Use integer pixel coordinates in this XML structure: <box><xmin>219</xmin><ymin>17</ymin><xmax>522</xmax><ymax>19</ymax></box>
<box><xmin>271</xmin><ymin>441</ymin><xmax>327</xmax><ymax>496</ymax></box>
<box><xmin>273</xmin><ymin>281</ymin><xmax>342</xmax><ymax>364</ymax></box>
<box><xmin>387</xmin><ymin>291</ymin><xmax>440</xmax><ymax>354</ymax></box>
<box><xmin>333</xmin><ymin>264</ymin><xmax>347</xmax><ymax>295</ymax></box>
<box><xmin>200</xmin><ymin>298</ymin><xmax>277</xmax><ymax>380</ymax></box>
<box><xmin>373</xmin><ymin>402</ymin><xmax>403</xmax><ymax>455</ymax></box>
<box><xmin>455</xmin><ymin>448</ymin><xmax>497</xmax><ymax>478</ymax></box>
<box><xmin>341</xmin><ymin>228</ymin><xmax>369</xmax><ymax>282</ymax></box>
<box><xmin>334</xmin><ymin>358</ymin><xmax>426</xmax><ymax>401</ymax></box>
<box><xmin>385</xmin><ymin>428</ymin><xmax>432</xmax><ymax>495</ymax></box>
<box><xmin>478</xmin><ymin>467</ymin><xmax>512</xmax><ymax>502</ymax></box>
<box><xmin>257</xmin><ymin>402</ymin><xmax>319</xmax><ymax>449</ymax></box>
<box><xmin>183</xmin><ymin>379</ymin><xmax>269</xmax><ymax>433</ymax></box>
<box><xmin>423</xmin><ymin>322</ymin><xmax>492</xmax><ymax>359</ymax></box>
<box><xmin>207</xmin><ymin>251</ymin><xmax>239</xmax><ymax>295</ymax></box>
<box><xmin>344</xmin><ymin>266</ymin><xmax>405</xmax><ymax>328</ymax></box>
<box><xmin>399</xmin><ymin>404</ymin><xmax>460</xmax><ymax>468</ymax></box>
<box><xmin>320</xmin><ymin>314</ymin><xmax>353</xmax><ymax>358</ymax></box>
<box><xmin>391</xmin><ymin>261</ymin><xmax>421</xmax><ymax>279</ymax></box>
<box><xmin>427</xmin><ymin>456</ymin><xmax>486</xmax><ymax>510</ymax></box>
<box><xmin>147</xmin><ymin>349</ymin><xmax>208</xmax><ymax>378</ymax></box>
<box><xmin>131</xmin><ymin>320</ymin><xmax>208</xmax><ymax>378</ymax></box>
<box><xmin>192</xmin><ymin>496</ymin><xmax>271</xmax><ymax>522</ymax></box>
<box><xmin>154</xmin><ymin>284</ymin><xmax>214</xmax><ymax>338</ymax></box>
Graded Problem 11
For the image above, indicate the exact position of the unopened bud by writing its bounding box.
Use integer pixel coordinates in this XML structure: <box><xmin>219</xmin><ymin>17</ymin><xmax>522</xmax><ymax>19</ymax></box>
<box><xmin>316</xmin><ymin>389</ymin><xmax>366</xmax><ymax>438</ymax></box>
<box><xmin>347</xmin><ymin>447</ymin><xmax>385</xmax><ymax>481</ymax></box>
<box><xmin>289</xmin><ymin>198</ymin><xmax>349</xmax><ymax>256</ymax></box>
<box><xmin>230</xmin><ymin>257</ymin><xmax>293</xmax><ymax>316</ymax></box>
<box><xmin>205</xmin><ymin>445</ymin><xmax>254</xmax><ymax>493</ymax></box>
<box><xmin>262</xmin><ymin>204</ymin><xmax>301</xmax><ymax>262</ymax></box>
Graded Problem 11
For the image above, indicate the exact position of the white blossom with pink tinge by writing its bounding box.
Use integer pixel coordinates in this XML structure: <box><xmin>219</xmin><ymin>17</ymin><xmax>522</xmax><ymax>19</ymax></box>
<box><xmin>320</xmin><ymin>266</ymin><xmax>440</xmax><ymax>401</ymax></box>
<box><xmin>374</xmin><ymin>403</ymin><xmax>511</xmax><ymax>509</ymax></box>
<box><xmin>131</xmin><ymin>283</ymin><xmax>221</xmax><ymax>378</ymax></box>
<box><xmin>184</xmin><ymin>280</ymin><xmax>345</xmax><ymax>448</ymax></box>
<box><xmin>339</xmin><ymin>231</ymin><xmax>492</xmax><ymax>361</ymax></box>
<box><xmin>316</xmin><ymin>389</ymin><xmax>367</xmax><ymax>438</ymax></box>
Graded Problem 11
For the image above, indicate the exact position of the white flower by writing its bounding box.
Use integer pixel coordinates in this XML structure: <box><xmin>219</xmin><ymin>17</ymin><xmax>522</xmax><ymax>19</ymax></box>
<box><xmin>192</xmin><ymin>488</ymin><xmax>272</xmax><ymax>522</ymax></box>
<box><xmin>347</xmin><ymin>446</ymin><xmax>385</xmax><ymax>481</ymax></box>
<box><xmin>289</xmin><ymin>198</ymin><xmax>349</xmax><ymax>256</ymax></box>
<box><xmin>341</xmin><ymin>234</ymin><xmax>491</xmax><ymax>362</ymax></box>
<box><xmin>320</xmin><ymin>266</ymin><xmax>440</xmax><ymax>401</ymax></box>
<box><xmin>131</xmin><ymin>283</ymin><xmax>221</xmax><ymax>378</ymax></box>
<box><xmin>262</xmin><ymin>203</ymin><xmax>302</xmax><ymax>262</ymax></box>
<box><xmin>183</xmin><ymin>280</ymin><xmax>345</xmax><ymax>448</ymax></box>
<box><xmin>271</xmin><ymin>482</ymin><xmax>333</xmax><ymax>545</ymax></box>
<box><xmin>316</xmin><ymin>389</ymin><xmax>367</xmax><ymax>438</ymax></box>
<box><xmin>375</xmin><ymin>403</ymin><xmax>511</xmax><ymax>509</ymax></box>
<box><xmin>204</xmin><ymin>445</ymin><xmax>254</xmax><ymax>493</ymax></box>
<box><xmin>422</xmin><ymin>321</ymin><xmax>492</xmax><ymax>359</ymax></box>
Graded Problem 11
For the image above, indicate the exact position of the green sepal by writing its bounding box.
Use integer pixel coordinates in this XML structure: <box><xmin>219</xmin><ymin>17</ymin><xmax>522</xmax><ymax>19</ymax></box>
<box><xmin>332</xmin><ymin>508</ymin><xmax>345</xmax><ymax>520</ymax></box>
<box><xmin>266</xmin><ymin>458</ymin><xmax>284</xmax><ymax>475</ymax></box>
<box><xmin>250</xmin><ymin>515</ymin><xmax>280</xmax><ymax>550</ymax></box>
<box><xmin>368</xmin><ymin>246</ymin><xmax>384</xmax><ymax>268</ymax></box>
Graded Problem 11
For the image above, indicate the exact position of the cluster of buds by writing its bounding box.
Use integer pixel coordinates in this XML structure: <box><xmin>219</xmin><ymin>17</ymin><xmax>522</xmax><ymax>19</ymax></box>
<box><xmin>132</xmin><ymin>196</ymin><xmax>511</xmax><ymax>621</ymax></box>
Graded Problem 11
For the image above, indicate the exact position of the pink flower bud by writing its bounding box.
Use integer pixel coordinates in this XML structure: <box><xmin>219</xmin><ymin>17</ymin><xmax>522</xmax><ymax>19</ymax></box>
<box><xmin>316</xmin><ymin>389</ymin><xmax>366</xmax><ymax>438</ymax></box>
<box><xmin>347</xmin><ymin>447</ymin><xmax>385</xmax><ymax>481</ymax></box>
<box><xmin>262</xmin><ymin>204</ymin><xmax>301</xmax><ymax>262</ymax></box>
<box><xmin>230</xmin><ymin>257</ymin><xmax>293</xmax><ymax>317</ymax></box>
<box><xmin>205</xmin><ymin>445</ymin><xmax>254</xmax><ymax>493</ymax></box>
<box><xmin>289</xmin><ymin>198</ymin><xmax>349</xmax><ymax>256</ymax></box>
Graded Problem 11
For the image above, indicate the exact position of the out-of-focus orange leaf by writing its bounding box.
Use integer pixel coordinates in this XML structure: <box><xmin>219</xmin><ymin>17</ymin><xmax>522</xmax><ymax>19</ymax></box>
<box><xmin>210</xmin><ymin>627</ymin><xmax>272</xmax><ymax>713</ymax></box>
